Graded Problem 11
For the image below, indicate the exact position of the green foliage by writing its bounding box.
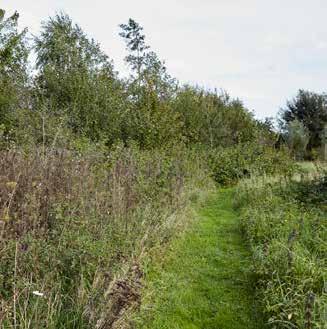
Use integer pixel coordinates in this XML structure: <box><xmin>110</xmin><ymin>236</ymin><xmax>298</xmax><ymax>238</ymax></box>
<box><xmin>235</xmin><ymin>174</ymin><xmax>327</xmax><ymax>328</ymax></box>
<box><xmin>280</xmin><ymin>90</ymin><xmax>327</xmax><ymax>154</ymax></box>
<box><xmin>0</xmin><ymin>10</ymin><xmax>29</xmax><ymax>135</ymax></box>
<box><xmin>173</xmin><ymin>86</ymin><xmax>257</xmax><ymax>147</ymax></box>
<box><xmin>286</xmin><ymin>119</ymin><xmax>310</xmax><ymax>160</ymax></box>
<box><xmin>288</xmin><ymin>171</ymin><xmax>327</xmax><ymax>206</ymax></box>
<box><xmin>206</xmin><ymin>144</ymin><xmax>294</xmax><ymax>185</ymax></box>
<box><xmin>119</xmin><ymin>18</ymin><xmax>149</xmax><ymax>78</ymax></box>
<box><xmin>118</xmin><ymin>19</ymin><xmax>182</xmax><ymax>148</ymax></box>
<box><xmin>0</xmin><ymin>11</ymin><xmax>277</xmax><ymax>152</ymax></box>
<box><xmin>34</xmin><ymin>13</ymin><xmax>126</xmax><ymax>142</ymax></box>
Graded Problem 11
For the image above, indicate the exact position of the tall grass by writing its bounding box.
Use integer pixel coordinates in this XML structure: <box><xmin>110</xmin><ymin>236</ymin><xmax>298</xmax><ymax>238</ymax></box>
<box><xmin>0</xmin><ymin>144</ymin><xmax>212</xmax><ymax>328</ymax></box>
<box><xmin>235</xmin><ymin>170</ymin><xmax>326</xmax><ymax>329</ymax></box>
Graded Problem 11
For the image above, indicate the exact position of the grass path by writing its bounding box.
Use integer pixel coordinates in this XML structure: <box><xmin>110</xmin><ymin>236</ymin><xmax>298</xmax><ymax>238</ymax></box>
<box><xmin>136</xmin><ymin>189</ymin><xmax>264</xmax><ymax>329</ymax></box>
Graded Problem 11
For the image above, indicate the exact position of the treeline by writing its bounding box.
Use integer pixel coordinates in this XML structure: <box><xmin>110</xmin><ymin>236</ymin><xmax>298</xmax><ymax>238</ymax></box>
<box><xmin>0</xmin><ymin>11</ymin><xmax>274</xmax><ymax>151</ymax></box>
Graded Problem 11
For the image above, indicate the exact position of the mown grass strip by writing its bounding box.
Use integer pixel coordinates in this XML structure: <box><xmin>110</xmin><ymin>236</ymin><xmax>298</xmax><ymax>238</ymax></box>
<box><xmin>136</xmin><ymin>189</ymin><xmax>264</xmax><ymax>329</ymax></box>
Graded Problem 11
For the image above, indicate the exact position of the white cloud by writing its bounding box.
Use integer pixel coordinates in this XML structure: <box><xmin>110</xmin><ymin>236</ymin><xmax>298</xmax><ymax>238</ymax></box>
<box><xmin>316</xmin><ymin>41</ymin><xmax>327</xmax><ymax>50</ymax></box>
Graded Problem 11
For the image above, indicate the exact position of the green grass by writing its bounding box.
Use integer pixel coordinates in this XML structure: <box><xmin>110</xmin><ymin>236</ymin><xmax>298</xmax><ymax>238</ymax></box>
<box><xmin>136</xmin><ymin>189</ymin><xmax>264</xmax><ymax>329</ymax></box>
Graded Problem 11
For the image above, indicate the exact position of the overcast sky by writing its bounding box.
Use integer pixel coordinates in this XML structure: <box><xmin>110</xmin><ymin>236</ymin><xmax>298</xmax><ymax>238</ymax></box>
<box><xmin>2</xmin><ymin>0</ymin><xmax>327</xmax><ymax>119</ymax></box>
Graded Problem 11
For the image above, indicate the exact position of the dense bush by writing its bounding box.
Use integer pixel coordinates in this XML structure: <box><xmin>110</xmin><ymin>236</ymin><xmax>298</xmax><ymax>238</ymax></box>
<box><xmin>206</xmin><ymin>144</ymin><xmax>295</xmax><ymax>185</ymax></box>
<box><xmin>288</xmin><ymin>171</ymin><xmax>327</xmax><ymax>206</ymax></box>
<box><xmin>235</xmin><ymin>173</ymin><xmax>327</xmax><ymax>328</ymax></box>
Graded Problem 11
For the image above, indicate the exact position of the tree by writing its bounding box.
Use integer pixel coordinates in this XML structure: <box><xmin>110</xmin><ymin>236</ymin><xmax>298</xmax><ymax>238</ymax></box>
<box><xmin>119</xmin><ymin>18</ymin><xmax>149</xmax><ymax>80</ymax></box>
<box><xmin>34</xmin><ymin>13</ymin><xmax>126</xmax><ymax>142</ymax></box>
<box><xmin>286</xmin><ymin>119</ymin><xmax>309</xmax><ymax>160</ymax></box>
<box><xmin>119</xmin><ymin>19</ymin><xmax>181</xmax><ymax>148</ymax></box>
<box><xmin>0</xmin><ymin>9</ymin><xmax>29</xmax><ymax>135</ymax></box>
<box><xmin>172</xmin><ymin>87</ymin><xmax>257</xmax><ymax>147</ymax></box>
<box><xmin>35</xmin><ymin>13</ymin><xmax>110</xmax><ymax>73</ymax></box>
<box><xmin>280</xmin><ymin>90</ymin><xmax>327</xmax><ymax>152</ymax></box>
<box><xmin>255</xmin><ymin>118</ymin><xmax>278</xmax><ymax>147</ymax></box>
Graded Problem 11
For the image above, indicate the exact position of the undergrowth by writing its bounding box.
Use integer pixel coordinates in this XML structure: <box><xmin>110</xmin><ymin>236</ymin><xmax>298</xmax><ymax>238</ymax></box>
<box><xmin>0</xmin><ymin>144</ymin><xmax>212</xmax><ymax>328</ymax></box>
<box><xmin>206</xmin><ymin>144</ymin><xmax>294</xmax><ymax>186</ymax></box>
<box><xmin>235</xmin><ymin>168</ymin><xmax>327</xmax><ymax>329</ymax></box>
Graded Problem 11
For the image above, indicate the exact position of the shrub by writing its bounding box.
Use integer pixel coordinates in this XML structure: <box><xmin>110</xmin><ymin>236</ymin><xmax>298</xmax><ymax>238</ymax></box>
<box><xmin>206</xmin><ymin>143</ymin><xmax>295</xmax><ymax>185</ymax></box>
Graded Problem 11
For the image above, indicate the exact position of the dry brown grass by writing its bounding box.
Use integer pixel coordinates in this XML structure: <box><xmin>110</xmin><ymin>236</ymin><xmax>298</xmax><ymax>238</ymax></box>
<box><xmin>0</xmin><ymin>145</ymin><xmax>211</xmax><ymax>328</ymax></box>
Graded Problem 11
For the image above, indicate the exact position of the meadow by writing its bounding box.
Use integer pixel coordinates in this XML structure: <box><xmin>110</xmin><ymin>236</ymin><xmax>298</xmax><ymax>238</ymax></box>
<box><xmin>0</xmin><ymin>9</ymin><xmax>326</xmax><ymax>329</ymax></box>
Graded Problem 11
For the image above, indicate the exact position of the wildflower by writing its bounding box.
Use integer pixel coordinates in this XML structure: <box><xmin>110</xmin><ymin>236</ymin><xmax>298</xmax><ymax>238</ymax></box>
<box><xmin>32</xmin><ymin>291</ymin><xmax>44</xmax><ymax>297</ymax></box>
<box><xmin>1</xmin><ymin>210</ymin><xmax>9</xmax><ymax>222</ymax></box>
<box><xmin>6</xmin><ymin>181</ymin><xmax>17</xmax><ymax>189</ymax></box>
